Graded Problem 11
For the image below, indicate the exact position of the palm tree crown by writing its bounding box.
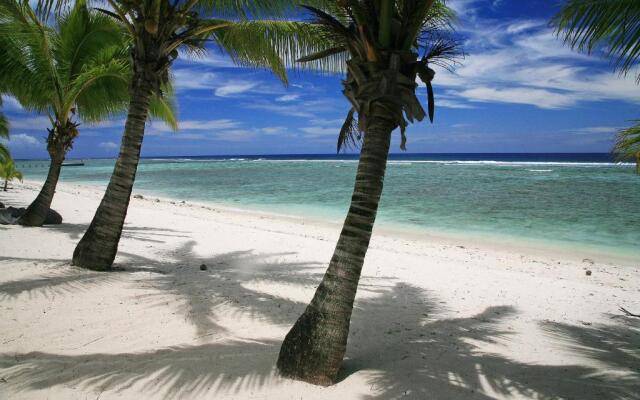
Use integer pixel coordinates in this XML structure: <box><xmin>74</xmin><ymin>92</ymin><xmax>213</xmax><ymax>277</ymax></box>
<box><xmin>296</xmin><ymin>1</ymin><xmax>460</xmax><ymax>151</ymax></box>
<box><xmin>1</xmin><ymin>0</ymin><xmax>131</xmax><ymax>148</ymax></box>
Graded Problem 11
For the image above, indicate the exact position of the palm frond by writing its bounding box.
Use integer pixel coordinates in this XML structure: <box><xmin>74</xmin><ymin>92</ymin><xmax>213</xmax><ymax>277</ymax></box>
<box><xmin>613</xmin><ymin>121</ymin><xmax>640</xmax><ymax>161</ymax></box>
<box><xmin>207</xmin><ymin>19</ymin><xmax>344</xmax><ymax>82</ymax></box>
<box><xmin>193</xmin><ymin>0</ymin><xmax>314</xmax><ymax>18</ymax></box>
<box><xmin>148</xmin><ymin>81</ymin><xmax>179</xmax><ymax>131</ymax></box>
<box><xmin>56</xmin><ymin>0</ymin><xmax>127</xmax><ymax>87</ymax></box>
<box><xmin>337</xmin><ymin>107</ymin><xmax>360</xmax><ymax>153</ymax></box>
<box><xmin>423</xmin><ymin>35</ymin><xmax>464</xmax><ymax>71</ymax></box>
<box><xmin>0</xmin><ymin>156</ymin><xmax>22</xmax><ymax>183</ymax></box>
<box><xmin>553</xmin><ymin>0</ymin><xmax>640</xmax><ymax>81</ymax></box>
<box><xmin>0</xmin><ymin>0</ymin><xmax>62</xmax><ymax>112</ymax></box>
<box><xmin>70</xmin><ymin>49</ymin><xmax>130</xmax><ymax>122</ymax></box>
<box><xmin>1</xmin><ymin>0</ymin><xmax>132</xmax><ymax>124</ymax></box>
<box><xmin>0</xmin><ymin>108</ymin><xmax>8</xmax><ymax>139</ymax></box>
<box><xmin>0</xmin><ymin>143</ymin><xmax>9</xmax><ymax>163</ymax></box>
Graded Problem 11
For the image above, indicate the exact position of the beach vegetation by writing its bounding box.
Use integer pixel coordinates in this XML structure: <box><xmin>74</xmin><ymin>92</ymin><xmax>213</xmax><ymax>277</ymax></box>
<box><xmin>614</xmin><ymin>123</ymin><xmax>640</xmax><ymax>174</ymax></box>
<box><xmin>553</xmin><ymin>0</ymin><xmax>640</xmax><ymax>173</ymax></box>
<box><xmin>0</xmin><ymin>98</ymin><xmax>9</xmax><ymax>163</ymax></box>
<box><xmin>0</xmin><ymin>0</ymin><xmax>177</xmax><ymax>226</ymax></box>
<box><xmin>276</xmin><ymin>0</ymin><xmax>461</xmax><ymax>386</ymax></box>
<box><xmin>0</xmin><ymin>156</ymin><xmax>23</xmax><ymax>191</ymax></box>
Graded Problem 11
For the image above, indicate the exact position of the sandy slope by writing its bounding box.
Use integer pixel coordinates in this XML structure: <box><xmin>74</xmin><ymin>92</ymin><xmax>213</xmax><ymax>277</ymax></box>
<box><xmin>0</xmin><ymin>180</ymin><xmax>638</xmax><ymax>400</ymax></box>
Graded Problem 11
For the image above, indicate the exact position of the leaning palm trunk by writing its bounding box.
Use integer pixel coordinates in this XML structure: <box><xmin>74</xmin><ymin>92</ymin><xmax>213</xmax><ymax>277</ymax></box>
<box><xmin>18</xmin><ymin>148</ymin><xmax>64</xmax><ymax>226</ymax></box>
<box><xmin>277</xmin><ymin>105</ymin><xmax>394</xmax><ymax>385</ymax></box>
<box><xmin>72</xmin><ymin>68</ymin><xmax>155</xmax><ymax>270</ymax></box>
<box><xmin>19</xmin><ymin>122</ymin><xmax>77</xmax><ymax>226</ymax></box>
<box><xmin>274</xmin><ymin>1</ymin><xmax>461</xmax><ymax>385</ymax></box>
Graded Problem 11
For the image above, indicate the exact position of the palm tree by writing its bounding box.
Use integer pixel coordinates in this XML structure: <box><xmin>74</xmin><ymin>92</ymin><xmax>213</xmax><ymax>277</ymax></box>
<box><xmin>35</xmin><ymin>0</ymin><xmax>328</xmax><ymax>271</ymax></box>
<box><xmin>0</xmin><ymin>156</ymin><xmax>23</xmax><ymax>191</ymax></box>
<box><xmin>0</xmin><ymin>98</ymin><xmax>9</xmax><ymax>163</ymax></box>
<box><xmin>0</xmin><ymin>0</ymin><xmax>177</xmax><ymax>226</ymax></box>
<box><xmin>276</xmin><ymin>1</ymin><xmax>460</xmax><ymax>386</ymax></box>
<box><xmin>553</xmin><ymin>0</ymin><xmax>640</xmax><ymax>173</ymax></box>
<box><xmin>614</xmin><ymin>123</ymin><xmax>640</xmax><ymax>174</ymax></box>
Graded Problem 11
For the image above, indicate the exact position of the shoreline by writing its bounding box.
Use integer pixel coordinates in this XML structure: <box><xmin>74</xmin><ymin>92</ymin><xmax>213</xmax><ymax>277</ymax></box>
<box><xmin>21</xmin><ymin>178</ymin><xmax>639</xmax><ymax>267</ymax></box>
<box><xmin>1</xmin><ymin>180</ymin><xmax>639</xmax><ymax>399</ymax></box>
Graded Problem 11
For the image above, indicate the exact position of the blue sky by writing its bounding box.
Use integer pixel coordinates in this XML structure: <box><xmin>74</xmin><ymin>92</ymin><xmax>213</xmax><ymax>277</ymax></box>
<box><xmin>3</xmin><ymin>0</ymin><xmax>639</xmax><ymax>159</ymax></box>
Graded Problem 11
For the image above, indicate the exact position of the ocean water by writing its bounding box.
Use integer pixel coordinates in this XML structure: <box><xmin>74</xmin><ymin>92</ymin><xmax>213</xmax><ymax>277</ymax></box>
<box><xmin>16</xmin><ymin>154</ymin><xmax>640</xmax><ymax>259</ymax></box>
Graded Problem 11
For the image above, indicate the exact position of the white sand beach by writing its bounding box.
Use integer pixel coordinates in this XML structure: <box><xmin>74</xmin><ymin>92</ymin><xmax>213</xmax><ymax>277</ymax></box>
<box><xmin>1</xmin><ymin>181</ymin><xmax>638</xmax><ymax>400</ymax></box>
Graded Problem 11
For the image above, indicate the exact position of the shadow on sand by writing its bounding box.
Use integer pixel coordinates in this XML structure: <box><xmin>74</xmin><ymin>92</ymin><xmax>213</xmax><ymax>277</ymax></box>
<box><xmin>1</xmin><ymin>236</ymin><xmax>638</xmax><ymax>399</ymax></box>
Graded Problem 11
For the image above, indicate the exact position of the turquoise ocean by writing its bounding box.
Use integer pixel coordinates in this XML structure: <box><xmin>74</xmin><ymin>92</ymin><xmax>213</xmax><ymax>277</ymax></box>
<box><xmin>16</xmin><ymin>153</ymin><xmax>640</xmax><ymax>260</ymax></box>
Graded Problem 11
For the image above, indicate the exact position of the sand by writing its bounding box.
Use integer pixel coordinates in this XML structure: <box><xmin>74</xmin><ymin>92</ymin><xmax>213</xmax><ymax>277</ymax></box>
<box><xmin>0</xmin><ymin>180</ymin><xmax>638</xmax><ymax>399</ymax></box>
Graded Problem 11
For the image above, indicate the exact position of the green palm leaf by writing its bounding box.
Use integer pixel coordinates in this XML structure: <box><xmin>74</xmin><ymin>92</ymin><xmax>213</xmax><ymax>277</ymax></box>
<box><xmin>0</xmin><ymin>102</ymin><xmax>8</xmax><ymax>140</ymax></box>
<box><xmin>613</xmin><ymin>122</ymin><xmax>640</xmax><ymax>165</ymax></box>
<box><xmin>553</xmin><ymin>0</ymin><xmax>640</xmax><ymax>81</ymax></box>
<box><xmin>0</xmin><ymin>0</ymin><xmax>177</xmax><ymax>129</ymax></box>
<box><xmin>0</xmin><ymin>144</ymin><xmax>9</xmax><ymax>163</ymax></box>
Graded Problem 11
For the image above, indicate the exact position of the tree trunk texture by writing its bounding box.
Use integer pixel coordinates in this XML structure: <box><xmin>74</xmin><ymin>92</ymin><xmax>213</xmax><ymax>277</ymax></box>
<box><xmin>72</xmin><ymin>71</ymin><xmax>155</xmax><ymax>271</ymax></box>
<box><xmin>277</xmin><ymin>107</ymin><xmax>394</xmax><ymax>386</ymax></box>
<box><xmin>3</xmin><ymin>180</ymin><xmax>6</xmax><ymax>191</ymax></box>
<box><xmin>18</xmin><ymin>146</ymin><xmax>65</xmax><ymax>226</ymax></box>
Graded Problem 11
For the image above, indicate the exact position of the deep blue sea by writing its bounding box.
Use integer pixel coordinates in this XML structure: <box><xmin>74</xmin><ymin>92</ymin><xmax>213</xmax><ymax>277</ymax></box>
<box><xmin>16</xmin><ymin>153</ymin><xmax>640</xmax><ymax>259</ymax></box>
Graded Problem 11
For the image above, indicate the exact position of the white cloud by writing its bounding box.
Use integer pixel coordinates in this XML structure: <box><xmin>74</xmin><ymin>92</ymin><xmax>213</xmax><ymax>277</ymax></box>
<box><xmin>8</xmin><ymin>116</ymin><xmax>51</xmax><ymax>130</ymax></box>
<box><xmin>99</xmin><ymin>141</ymin><xmax>118</xmax><ymax>150</ymax></box>
<box><xmin>570</xmin><ymin>126</ymin><xmax>621</xmax><ymax>135</ymax></box>
<box><xmin>248</xmin><ymin>102</ymin><xmax>315</xmax><ymax>118</ymax></box>
<box><xmin>276</xmin><ymin>94</ymin><xmax>300</xmax><ymax>102</ymax></box>
<box><xmin>457</xmin><ymin>87</ymin><xmax>576</xmax><ymax>109</ymax></box>
<box><xmin>179</xmin><ymin>51</ymin><xmax>238</xmax><ymax>69</ymax></box>
<box><xmin>1</xmin><ymin>95</ymin><xmax>23</xmax><ymax>112</ymax></box>
<box><xmin>173</xmin><ymin>69</ymin><xmax>219</xmax><ymax>90</ymax></box>
<box><xmin>9</xmin><ymin>133</ymin><xmax>41</xmax><ymax>147</ymax></box>
<box><xmin>430</xmin><ymin>8</ymin><xmax>640</xmax><ymax>109</ymax></box>
<box><xmin>435</xmin><ymin>98</ymin><xmax>476</xmax><ymax>109</ymax></box>
<box><xmin>148</xmin><ymin>119</ymin><xmax>241</xmax><ymax>135</ymax></box>
<box><xmin>259</xmin><ymin>126</ymin><xmax>288</xmax><ymax>135</ymax></box>
<box><xmin>180</xmin><ymin>119</ymin><xmax>240</xmax><ymax>130</ymax></box>
<box><xmin>214</xmin><ymin>81</ymin><xmax>258</xmax><ymax>97</ymax></box>
<box><xmin>300</xmin><ymin>126</ymin><xmax>339</xmax><ymax>136</ymax></box>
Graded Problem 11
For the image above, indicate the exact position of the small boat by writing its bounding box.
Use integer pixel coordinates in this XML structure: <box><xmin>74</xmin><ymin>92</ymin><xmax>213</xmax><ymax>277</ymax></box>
<box><xmin>62</xmin><ymin>161</ymin><xmax>85</xmax><ymax>167</ymax></box>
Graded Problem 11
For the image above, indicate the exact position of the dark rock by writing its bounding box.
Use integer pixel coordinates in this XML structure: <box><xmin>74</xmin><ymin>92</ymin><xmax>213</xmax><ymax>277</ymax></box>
<box><xmin>0</xmin><ymin>207</ymin><xmax>23</xmax><ymax>224</ymax></box>
<box><xmin>200</xmin><ymin>264</ymin><xmax>207</xmax><ymax>271</ymax></box>
<box><xmin>0</xmin><ymin>207</ymin><xmax>62</xmax><ymax>225</ymax></box>
<box><xmin>44</xmin><ymin>209</ymin><xmax>63</xmax><ymax>225</ymax></box>
<box><xmin>0</xmin><ymin>202</ymin><xmax>4</xmax><ymax>208</ymax></box>
<box><xmin>585</xmin><ymin>270</ymin><xmax>592</xmax><ymax>276</ymax></box>
<box><xmin>133</xmin><ymin>194</ymin><xmax>144</xmax><ymax>199</ymax></box>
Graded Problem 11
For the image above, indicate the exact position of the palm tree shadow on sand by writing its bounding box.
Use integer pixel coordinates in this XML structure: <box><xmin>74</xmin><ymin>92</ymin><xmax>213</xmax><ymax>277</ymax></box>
<box><xmin>342</xmin><ymin>284</ymin><xmax>639</xmax><ymax>399</ymax></box>
<box><xmin>1</xmin><ymin>240</ymin><xmax>638</xmax><ymax>398</ymax></box>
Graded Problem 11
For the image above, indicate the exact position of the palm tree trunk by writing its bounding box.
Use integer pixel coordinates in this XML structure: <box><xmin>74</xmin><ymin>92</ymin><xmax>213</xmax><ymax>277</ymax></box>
<box><xmin>18</xmin><ymin>148</ymin><xmax>65</xmax><ymax>226</ymax></box>
<box><xmin>72</xmin><ymin>71</ymin><xmax>155</xmax><ymax>271</ymax></box>
<box><xmin>3</xmin><ymin>180</ymin><xmax>7</xmax><ymax>191</ymax></box>
<box><xmin>277</xmin><ymin>108</ymin><xmax>394</xmax><ymax>386</ymax></box>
